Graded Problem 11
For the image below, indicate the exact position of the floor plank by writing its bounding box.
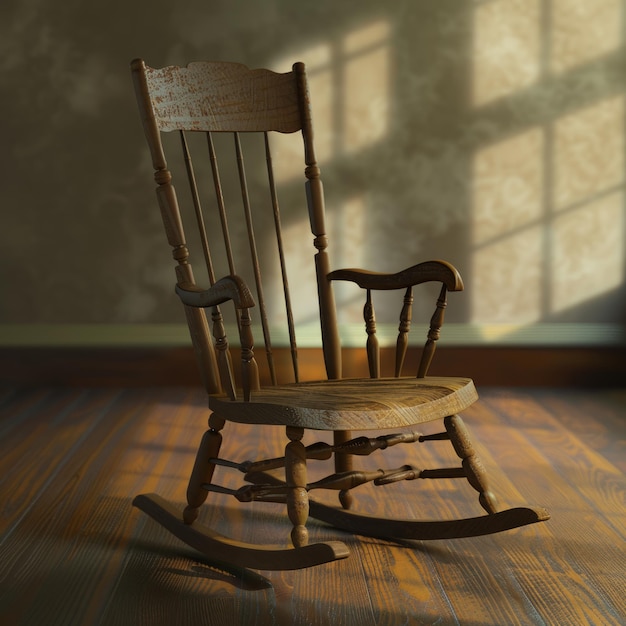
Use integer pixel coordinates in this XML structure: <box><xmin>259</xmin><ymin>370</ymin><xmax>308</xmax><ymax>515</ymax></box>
<box><xmin>0</xmin><ymin>386</ymin><xmax>624</xmax><ymax>625</ymax></box>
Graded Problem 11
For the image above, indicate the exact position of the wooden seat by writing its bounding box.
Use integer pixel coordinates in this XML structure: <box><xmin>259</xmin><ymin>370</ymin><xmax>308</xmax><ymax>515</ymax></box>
<box><xmin>208</xmin><ymin>376</ymin><xmax>477</xmax><ymax>430</ymax></box>
<box><xmin>130</xmin><ymin>58</ymin><xmax>549</xmax><ymax>571</ymax></box>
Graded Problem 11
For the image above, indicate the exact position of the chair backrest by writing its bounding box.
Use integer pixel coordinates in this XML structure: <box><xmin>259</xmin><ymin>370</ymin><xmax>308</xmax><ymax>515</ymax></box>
<box><xmin>131</xmin><ymin>59</ymin><xmax>341</xmax><ymax>394</ymax></box>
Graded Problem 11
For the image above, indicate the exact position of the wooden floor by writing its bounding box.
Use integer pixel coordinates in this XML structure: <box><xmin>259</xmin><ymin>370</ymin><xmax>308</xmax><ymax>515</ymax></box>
<box><xmin>0</xmin><ymin>384</ymin><xmax>624</xmax><ymax>625</ymax></box>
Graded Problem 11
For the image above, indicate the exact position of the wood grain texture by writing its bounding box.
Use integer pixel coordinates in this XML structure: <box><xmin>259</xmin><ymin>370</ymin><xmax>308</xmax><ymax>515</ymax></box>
<box><xmin>207</xmin><ymin>376</ymin><xmax>478</xmax><ymax>430</ymax></box>
<box><xmin>137</xmin><ymin>60</ymin><xmax>302</xmax><ymax>134</ymax></box>
<box><xmin>0</xmin><ymin>386</ymin><xmax>624</xmax><ymax>625</ymax></box>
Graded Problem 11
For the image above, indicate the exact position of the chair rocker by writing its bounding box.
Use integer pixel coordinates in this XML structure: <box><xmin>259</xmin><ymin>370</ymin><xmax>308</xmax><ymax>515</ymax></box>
<box><xmin>130</xmin><ymin>58</ymin><xmax>549</xmax><ymax>571</ymax></box>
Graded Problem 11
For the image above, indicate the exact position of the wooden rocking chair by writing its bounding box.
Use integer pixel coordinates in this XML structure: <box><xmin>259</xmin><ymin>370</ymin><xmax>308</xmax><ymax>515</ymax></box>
<box><xmin>130</xmin><ymin>58</ymin><xmax>549</xmax><ymax>570</ymax></box>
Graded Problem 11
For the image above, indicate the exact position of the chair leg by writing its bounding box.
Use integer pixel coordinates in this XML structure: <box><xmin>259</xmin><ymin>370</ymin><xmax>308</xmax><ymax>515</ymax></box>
<box><xmin>333</xmin><ymin>430</ymin><xmax>354</xmax><ymax>510</ymax></box>
<box><xmin>183</xmin><ymin>413</ymin><xmax>225</xmax><ymax>525</ymax></box>
<box><xmin>285</xmin><ymin>426</ymin><xmax>309</xmax><ymax>548</ymax></box>
<box><xmin>444</xmin><ymin>414</ymin><xmax>498</xmax><ymax>515</ymax></box>
<box><xmin>133</xmin><ymin>419</ymin><xmax>351</xmax><ymax>570</ymax></box>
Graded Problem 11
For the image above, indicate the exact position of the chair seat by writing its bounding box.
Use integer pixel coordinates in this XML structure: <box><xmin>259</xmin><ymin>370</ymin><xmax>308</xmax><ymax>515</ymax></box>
<box><xmin>209</xmin><ymin>376</ymin><xmax>478</xmax><ymax>430</ymax></box>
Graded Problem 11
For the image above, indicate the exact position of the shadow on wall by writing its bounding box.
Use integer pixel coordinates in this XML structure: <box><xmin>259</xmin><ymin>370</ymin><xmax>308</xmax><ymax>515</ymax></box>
<box><xmin>1</xmin><ymin>0</ymin><xmax>624</xmax><ymax>344</ymax></box>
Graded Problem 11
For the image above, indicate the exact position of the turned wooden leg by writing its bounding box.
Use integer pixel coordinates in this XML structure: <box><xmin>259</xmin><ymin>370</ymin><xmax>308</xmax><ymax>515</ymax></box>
<box><xmin>285</xmin><ymin>426</ymin><xmax>309</xmax><ymax>548</ymax></box>
<box><xmin>444</xmin><ymin>414</ymin><xmax>498</xmax><ymax>515</ymax></box>
<box><xmin>183</xmin><ymin>413</ymin><xmax>225</xmax><ymax>525</ymax></box>
<box><xmin>334</xmin><ymin>430</ymin><xmax>354</xmax><ymax>510</ymax></box>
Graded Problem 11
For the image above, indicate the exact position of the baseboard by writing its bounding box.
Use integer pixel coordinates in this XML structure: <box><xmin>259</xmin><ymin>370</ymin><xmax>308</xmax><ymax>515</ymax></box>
<box><xmin>1</xmin><ymin>345</ymin><xmax>624</xmax><ymax>388</ymax></box>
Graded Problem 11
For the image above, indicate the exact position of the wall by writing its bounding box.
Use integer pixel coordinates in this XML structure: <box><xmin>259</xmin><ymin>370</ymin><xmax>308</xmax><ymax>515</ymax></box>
<box><xmin>1</xmin><ymin>0</ymin><xmax>625</xmax><ymax>347</ymax></box>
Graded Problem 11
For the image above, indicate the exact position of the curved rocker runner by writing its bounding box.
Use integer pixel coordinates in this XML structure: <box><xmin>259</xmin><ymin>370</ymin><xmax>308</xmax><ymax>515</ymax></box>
<box><xmin>133</xmin><ymin>494</ymin><xmax>350</xmax><ymax>571</ymax></box>
<box><xmin>307</xmin><ymin>502</ymin><xmax>550</xmax><ymax>542</ymax></box>
<box><xmin>133</xmin><ymin>491</ymin><xmax>549</xmax><ymax>570</ymax></box>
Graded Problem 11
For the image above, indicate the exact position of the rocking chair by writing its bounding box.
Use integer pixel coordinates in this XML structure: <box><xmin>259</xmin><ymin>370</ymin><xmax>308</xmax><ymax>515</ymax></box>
<box><xmin>130</xmin><ymin>58</ymin><xmax>549</xmax><ymax>570</ymax></box>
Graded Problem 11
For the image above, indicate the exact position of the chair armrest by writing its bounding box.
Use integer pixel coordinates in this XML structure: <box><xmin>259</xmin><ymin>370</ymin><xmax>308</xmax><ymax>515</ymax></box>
<box><xmin>328</xmin><ymin>260</ymin><xmax>463</xmax><ymax>292</ymax></box>
<box><xmin>175</xmin><ymin>275</ymin><xmax>256</xmax><ymax>309</ymax></box>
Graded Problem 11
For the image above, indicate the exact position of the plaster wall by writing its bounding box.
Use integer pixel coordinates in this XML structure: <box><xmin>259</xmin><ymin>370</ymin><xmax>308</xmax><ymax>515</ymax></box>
<box><xmin>2</xmin><ymin>0</ymin><xmax>624</xmax><ymax>345</ymax></box>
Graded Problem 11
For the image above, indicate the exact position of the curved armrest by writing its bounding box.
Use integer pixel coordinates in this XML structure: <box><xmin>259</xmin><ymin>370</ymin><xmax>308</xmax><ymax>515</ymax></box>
<box><xmin>328</xmin><ymin>260</ymin><xmax>463</xmax><ymax>292</ymax></box>
<box><xmin>175</xmin><ymin>275</ymin><xmax>256</xmax><ymax>309</ymax></box>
